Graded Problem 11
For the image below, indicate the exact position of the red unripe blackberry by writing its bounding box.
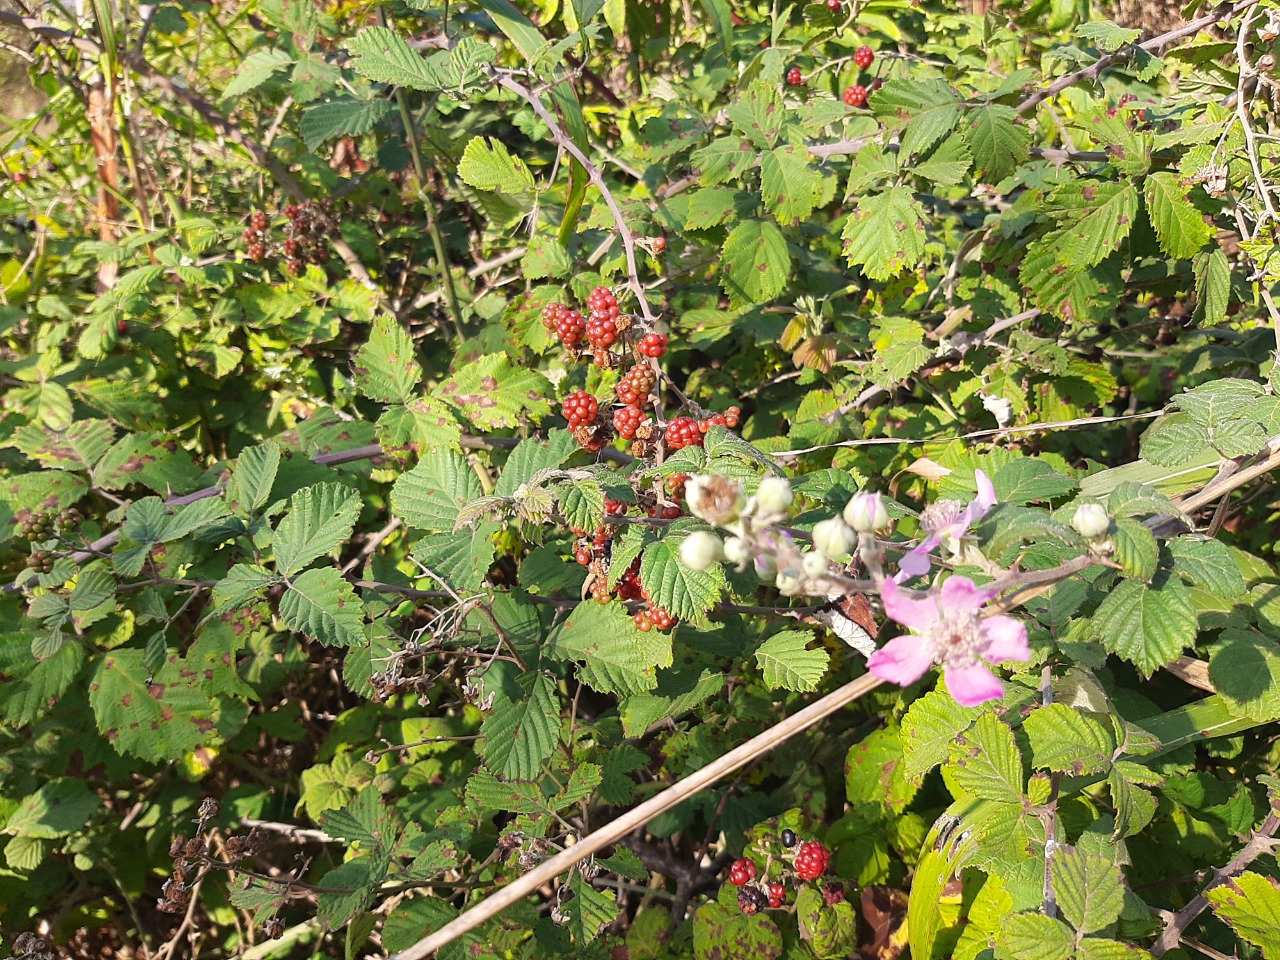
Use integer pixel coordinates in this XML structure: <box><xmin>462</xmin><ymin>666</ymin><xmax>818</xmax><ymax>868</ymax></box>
<box><xmin>725</xmin><ymin>406</ymin><xmax>742</xmax><ymax>428</ymax></box>
<box><xmin>647</xmin><ymin>503</ymin><xmax>681</xmax><ymax>520</ymax></box>
<box><xmin>665</xmin><ymin>417</ymin><xmax>702</xmax><ymax>451</ymax></box>
<box><xmin>652</xmin><ymin>236</ymin><xmax>666</xmax><ymax>254</ymax></box>
<box><xmin>648</xmin><ymin>606</ymin><xmax>675</xmax><ymax>630</ymax></box>
<box><xmin>786</xmin><ymin>66</ymin><xmax>803</xmax><ymax>86</ymax></box>
<box><xmin>604</xmin><ymin>498</ymin><xmax>629</xmax><ymax>515</ymax></box>
<box><xmin>617</xmin><ymin>562</ymin><xmax>643</xmax><ymax>600</ymax></box>
<box><xmin>613</xmin><ymin>404</ymin><xmax>644</xmax><ymax>439</ymax></box>
<box><xmin>794</xmin><ymin>841</ymin><xmax>829</xmax><ymax>880</ymax></box>
<box><xmin>616</xmin><ymin>365</ymin><xmax>656</xmax><ymax>406</ymax></box>
<box><xmin>586</xmin><ymin>314</ymin><xmax>618</xmax><ymax>351</ymax></box>
<box><xmin>843</xmin><ymin>85</ymin><xmax>868</xmax><ymax>108</ymax></box>
<box><xmin>768</xmin><ymin>882</ymin><xmax>786</xmax><ymax>900</ymax></box>
<box><xmin>283</xmin><ymin>239</ymin><xmax>301</xmax><ymax>258</ymax></box>
<box><xmin>250</xmin><ymin>210</ymin><xmax>269</xmax><ymax>231</ymax></box>
<box><xmin>638</xmin><ymin>333</ymin><xmax>668</xmax><ymax>358</ymax></box>
<box><xmin>563</xmin><ymin>390</ymin><xmax>599</xmax><ymax>428</ymax></box>
<box><xmin>247</xmin><ymin>243</ymin><xmax>266</xmax><ymax>261</ymax></box>
<box><xmin>575</xmin><ymin>548</ymin><xmax>592</xmax><ymax>566</ymax></box>
<box><xmin>587</xmin><ymin>286</ymin><xmax>618</xmax><ymax>314</ymax></box>
<box><xmin>666</xmin><ymin>473</ymin><xmax>688</xmax><ymax>498</ymax></box>
<box><xmin>729</xmin><ymin>858</ymin><xmax>757</xmax><ymax>886</ymax></box>
<box><xmin>854</xmin><ymin>45</ymin><xmax>874</xmax><ymax>69</ymax></box>
<box><xmin>826</xmin><ymin>0</ymin><xmax>840</xmax><ymax>10</ymax></box>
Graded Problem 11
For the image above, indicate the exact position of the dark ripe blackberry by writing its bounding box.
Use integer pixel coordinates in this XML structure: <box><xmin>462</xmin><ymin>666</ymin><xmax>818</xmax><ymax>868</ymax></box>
<box><xmin>286</xmin><ymin>259</ymin><xmax>305</xmax><ymax>276</ymax></box>
<box><xmin>781</xmin><ymin>828</ymin><xmax>797</xmax><ymax>848</ymax></box>
<box><xmin>737</xmin><ymin>886</ymin><xmax>768</xmax><ymax>915</ymax></box>
<box><xmin>310</xmin><ymin>247</ymin><xmax>330</xmax><ymax>265</ymax></box>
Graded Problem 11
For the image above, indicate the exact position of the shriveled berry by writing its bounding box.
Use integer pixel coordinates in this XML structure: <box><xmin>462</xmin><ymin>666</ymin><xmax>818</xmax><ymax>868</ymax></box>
<box><xmin>822</xmin><ymin>882</ymin><xmax>846</xmax><ymax>905</ymax></box>
<box><xmin>843</xmin><ymin>84</ymin><xmax>868</xmax><ymax>108</ymax></box>
<box><xmin>563</xmin><ymin>391</ymin><xmax>599</xmax><ymax>428</ymax></box>
<box><xmin>786</xmin><ymin>66</ymin><xmax>803</xmax><ymax>86</ymax></box>
<box><xmin>854</xmin><ymin>45</ymin><xmax>874</xmax><ymax>69</ymax></box>
<box><xmin>738</xmin><ymin>887</ymin><xmax>768</xmax><ymax>915</ymax></box>
<box><xmin>638</xmin><ymin>333</ymin><xmax>668</xmax><ymax>358</ymax></box>
<box><xmin>729</xmin><ymin>858</ymin><xmax>758</xmax><ymax>886</ymax></box>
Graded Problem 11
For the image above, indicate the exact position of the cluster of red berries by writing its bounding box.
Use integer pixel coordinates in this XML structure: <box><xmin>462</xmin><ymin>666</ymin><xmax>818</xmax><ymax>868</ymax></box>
<box><xmin>633</xmin><ymin>604</ymin><xmax>675</xmax><ymax>631</ymax></box>
<box><xmin>281</xmin><ymin>201</ymin><xmax>334</xmax><ymax>276</ymax></box>
<box><xmin>843</xmin><ymin>46</ymin><xmax>877</xmax><ymax>108</ymax></box>
<box><xmin>542</xmin><ymin>302</ymin><xmax>586</xmax><ymax>346</ymax></box>
<box><xmin>726</xmin><ymin>830</ymin><xmax>835</xmax><ymax>914</ymax></box>
<box><xmin>786</xmin><ymin>66</ymin><xmax>804</xmax><ymax>87</ymax></box>
<box><xmin>1106</xmin><ymin>93</ymin><xmax>1138</xmax><ymax>119</ymax></box>
<box><xmin>242</xmin><ymin>210</ymin><xmax>270</xmax><ymax>262</ymax></box>
<box><xmin>562</xmin><ymin>390</ymin><xmax>599</xmax><ymax>428</ymax></box>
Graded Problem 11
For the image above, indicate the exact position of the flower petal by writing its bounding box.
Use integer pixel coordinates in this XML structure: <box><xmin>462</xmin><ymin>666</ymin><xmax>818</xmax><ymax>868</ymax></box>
<box><xmin>880</xmin><ymin>577</ymin><xmax>940</xmax><ymax>632</ymax></box>
<box><xmin>897</xmin><ymin>536</ymin><xmax>939</xmax><ymax>579</ymax></box>
<box><xmin>975</xmin><ymin>469</ymin><xmax>997</xmax><ymax>511</ymax></box>
<box><xmin>979</xmin><ymin>615</ymin><xmax>1030</xmax><ymax>664</ymax></box>
<box><xmin>868</xmin><ymin>634</ymin><xmax>935</xmax><ymax>687</ymax></box>
<box><xmin>944</xmin><ymin>662</ymin><xmax>1004</xmax><ymax>706</ymax></box>
<box><xmin>938</xmin><ymin>575</ymin><xmax>992</xmax><ymax>614</ymax></box>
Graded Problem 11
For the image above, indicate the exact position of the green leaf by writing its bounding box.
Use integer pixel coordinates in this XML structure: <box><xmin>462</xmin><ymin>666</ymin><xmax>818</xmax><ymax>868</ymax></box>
<box><xmin>392</xmin><ymin>449</ymin><xmax>485</xmax><ymax>532</ymax></box>
<box><xmin>841</xmin><ymin>187</ymin><xmax>927</xmax><ymax>281</ymax></box>
<box><xmin>480</xmin><ymin>673</ymin><xmax>560</xmax><ymax>780</ymax></box>
<box><xmin>347</xmin><ymin>26</ymin><xmax>445</xmax><ymax>90</ymax></box>
<box><xmin>901</xmin><ymin>688</ymin><xmax>979</xmax><ymax>785</ymax></box>
<box><xmin>273</xmin><ymin>482</ymin><xmax>362</xmax><ymax>576</ymax></box>
<box><xmin>1111</xmin><ymin>517</ymin><xmax>1158</xmax><ymax>581</ymax></box>
<box><xmin>694</xmin><ymin>897</ymin><xmax>784</xmax><ymax>960</ymax></box>
<box><xmin>521</xmin><ymin>235</ymin><xmax>573</xmax><ymax>279</ymax></box>
<box><xmin>1075</xmin><ymin>20</ymin><xmax>1140</xmax><ymax>51</ymax></box>
<box><xmin>754</xmin><ymin>630</ymin><xmax>829</xmax><ymax>692</ymax></box>
<box><xmin>684</xmin><ymin>186</ymin><xmax>751</xmax><ymax>230</ymax></box>
<box><xmin>279</xmin><ymin>567</ymin><xmax>365</xmax><ymax>646</ymax></box>
<box><xmin>92</xmin><ymin>432</ymin><xmax>202</xmax><ymax>493</ymax></box>
<box><xmin>1206</xmin><ymin>871</ymin><xmax>1280</xmax><ymax>959</ymax></box>
<box><xmin>1053</xmin><ymin>847</ymin><xmax>1125</xmax><ymax>934</ymax></box>
<box><xmin>720</xmin><ymin>220</ymin><xmax>791</xmax><ymax>308</ymax></box>
<box><xmin>691</xmin><ymin>136</ymin><xmax>757</xmax><ymax>186</ymax></box>
<box><xmin>3</xmin><ymin>779</ymin><xmax>100</xmax><ymax>838</ymax></box>
<box><xmin>966</xmin><ymin>104</ymin><xmax>1032</xmax><ymax>182</ymax></box>
<box><xmin>943</xmin><ymin>713</ymin><xmax>1024</xmax><ymax>803</ymax></box>
<box><xmin>639</xmin><ymin>539</ymin><xmax>725</xmax><ymax>623</ymax></box>
<box><xmin>299</xmin><ymin>97</ymin><xmax>390</xmax><ymax>151</ymax></box>
<box><xmin>567</xmin><ymin>871</ymin><xmax>619</xmax><ymax>943</ymax></box>
<box><xmin>1108</xmin><ymin>766</ymin><xmax>1158</xmax><ymax>838</ymax></box>
<box><xmin>1106</xmin><ymin>480</ymin><xmax>1180</xmax><ymax>520</ymax></box>
<box><xmin>760</xmin><ymin>146</ymin><xmax>826</xmax><ymax>226</ymax></box>
<box><xmin>1021</xmin><ymin>235</ymin><xmax>1122</xmax><ymax>324</ymax></box>
<box><xmin>1093</xmin><ymin>573</ymin><xmax>1196</xmax><ymax>675</ymax></box>
<box><xmin>227</xmin><ymin>443</ymin><xmax>281</xmax><ymax>514</ymax></box>
<box><xmin>871</xmin><ymin>77</ymin><xmax>962</xmax><ymax>158</ymax></box>
<box><xmin>1145</xmin><ymin>172</ymin><xmax>1211</xmax><ymax>260</ymax></box>
<box><xmin>0</xmin><ymin>639</ymin><xmax>84</xmax><ymax>726</ymax></box>
<box><xmin>726</xmin><ymin>81</ymin><xmax>784</xmax><ymax>149</ymax></box>
<box><xmin>912</xmin><ymin>134</ymin><xmax>973</xmax><ymax>186</ymax></box>
<box><xmin>795</xmin><ymin>884</ymin><xmax>858</xmax><ymax>959</ymax></box>
<box><xmin>1169</xmin><ymin>536</ymin><xmax>1246</xmax><ymax>597</ymax></box>
<box><xmin>1176</xmin><ymin>377</ymin><xmax>1265</xmax><ymax>425</ymax></box>
<box><xmin>558</xmin><ymin>477</ymin><xmax>605</xmax><ymax>532</ymax></box>
<box><xmin>223</xmin><ymin>48</ymin><xmax>292</xmax><ymax>97</ymax></box>
<box><xmin>354</xmin><ymin>315</ymin><xmax>421</xmax><ymax>404</ymax></box>
<box><xmin>1047</xmin><ymin>181</ymin><xmax>1140</xmax><ymax>269</ymax></box>
<box><xmin>381</xmin><ymin>899</ymin><xmax>460</xmax><ymax>954</ymax></box>
<box><xmin>1023</xmin><ymin>703</ymin><xmax>1115</xmax><ymax>775</ymax></box>
<box><xmin>211</xmin><ymin>563</ymin><xmax>279</xmax><ymax>612</ymax></box>
<box><xmin>1194</xmin><ymin>248</ymin><xmax>1231</xmax><ymax>326</ymax></box>
<box><xmin>546</xmin><ymin>601</ymin><xmax>673</xmax><ymax>696</ymax></box>
<box><xmin>998</xmin><ymin>913</ymin><xmax>1075</xmax><ymax>960</ymax></box>
<box><xmin>1076</xmin><ymin>938</ymin><xmax>1155</xmax><ymax>960</ymax></box>
<box><xmin>991</xmin><ymin>459</ymin><xmax>1077</xmax><ymax>504</ymax></box>
<box><xmin>458</xmin><ymin>136</ymin><xmax>537</xmax><ymax>195</ymax></box>
<box><xmin>1209</xmin><ymin>629</ymin><xmax>1280</xmax><ymax>722</ymax></box>
<box><xmin>438</xmin><ymin>354</ymin><xmax>553</xmax><ymax>430</ymax></box>
<box><xmin>9</xmin><ymin>419</ymin><xmax>115</xmax><ymax>471</ymax></box>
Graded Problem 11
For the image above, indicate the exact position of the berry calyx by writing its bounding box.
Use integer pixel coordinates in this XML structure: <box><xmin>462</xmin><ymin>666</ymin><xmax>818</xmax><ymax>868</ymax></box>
<box><xmin>786</xmin><ymin>66</ymin><xmax>804</xmax><ymax>86</ymax></box>
<box><xmin>781</xmin><ymin>829</ymin><xmax>797</xmax><ymax>848</ymax></box>
<box><xmin>854</xmin><ymin>45</ymin><xmax>875</xmax><ymax>69</ymax></box>
<box><xmin>638</xmin><ymin>333</ymin><xmax>668</xmax><ymax>358</ymax></box>
<box><xmin>729</xmin><ymin>858</ymin><xmax>758</xmax><ymax>886</ymax></box>
<box><xmin>563</xmin><ymin>391</ymin><xmax>599</xmax><ymax>428</ymax></box>
<box><xmin>843</xmin><ymin>84</ymin><xmax>868</xmax><ymax>108</ymax></box>
<box><xmin>794</xmin><ymin>840</ymin><xmax>830</xmax><ymax>881</ymax></box>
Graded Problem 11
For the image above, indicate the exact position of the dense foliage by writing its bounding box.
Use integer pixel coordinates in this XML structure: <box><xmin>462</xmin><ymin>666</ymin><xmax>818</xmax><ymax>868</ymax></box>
<box><xmin>3</xmin><ymin>0</ymin><xmax>1280</xmax><ymax>957</ymax></box>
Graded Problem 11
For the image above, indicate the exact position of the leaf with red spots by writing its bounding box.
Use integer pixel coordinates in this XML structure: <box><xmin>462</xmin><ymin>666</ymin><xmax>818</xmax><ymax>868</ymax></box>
<box><xmin>437</xmin><ymin>353</ymin><xmax>552</xmax><ymax>430</ymax></box>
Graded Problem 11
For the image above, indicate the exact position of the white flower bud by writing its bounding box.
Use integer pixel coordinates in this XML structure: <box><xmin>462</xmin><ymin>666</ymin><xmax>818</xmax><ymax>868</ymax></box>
<box><xmin>842</xmin><ymin>491</ymin><xmax>890</xmax><ymax>533</ymax></box>
<box><xmin>678</xmin><ymin>531</ymin><xmax>724</xmax><ymax>571</ymax></box>
<box><xmin>685</xmin><ymin>474</ymin><xmax>744</xmax><ymax>527</ymax></box>
<box><xmin>776</xmin><ymin>568</ymin><xmax>804</xmax><ymax>595</ymax></box>
<box><xmin>802</xmin><ymin>551</ymin><xmax>829</xmax><ymax>579</ymax></box>
<box><xmin>1071</xmin><ymin>503</ymin><xmax>1110</xmax><ymax>539</ymax></box>
<box><xmin>724</xmin><ymin>536</ymin><xmax>752</xmax><ymax>566</ymax></box>
<box><xmin>811</xmin><ymin>516</ymin><xmax>857</xmax><ymax>559</ymax></box>
<box><xmin>754</xmin><ymin>553</ymin><xmax>778</xmax><ymax>583</ymax></box>
<box><xmin>753</xmin><ymin>476</ymin><xmax>794</xmax><ymax>518</ymax></box>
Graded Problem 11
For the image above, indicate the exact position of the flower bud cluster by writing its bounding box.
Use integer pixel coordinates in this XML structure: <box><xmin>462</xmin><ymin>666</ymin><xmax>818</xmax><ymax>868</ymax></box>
<box><xmin>677</xmin><ymin>473</ymin><xmax>892</xmax><ymax>596</ymax></box>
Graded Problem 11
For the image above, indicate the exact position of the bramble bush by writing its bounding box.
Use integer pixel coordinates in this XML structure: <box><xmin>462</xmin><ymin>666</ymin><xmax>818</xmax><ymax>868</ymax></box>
<box><xmin>3</xmin><ymin>0</ymin><xmax>1280</xmax><ymax>957</ymax></box>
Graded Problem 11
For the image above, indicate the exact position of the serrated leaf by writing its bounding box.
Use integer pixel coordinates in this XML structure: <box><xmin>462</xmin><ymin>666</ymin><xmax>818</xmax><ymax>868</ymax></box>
<box><xmin>754</xmin><ymin>630</ymin><xmax>828</xmax><ymax>692</ymax></box>
<box><xmin>227</xmin><ymin>443</ymin><xmax>281</xmax><ymax>514</ymax></box>
<box><xmin>568</xmin><ymin>871</ymin><xmax>618</xmax><ymax>943</ymax></box>
<box><xmin>354</xmin><ymin>315</ymin><xmax>421</xmax><ymax>404</ymax></box>
<box><xmin>1048</xmin><ymin>181</ymin><xmax>1140</xmax><ymax>269</ymax></box>
<box><xmin>691</xmin><ymin>136</ymin><xmax>756</xmax><ymax>186</ymax></box>
<box><xmin>3</xmin><ymin>779</ymin><xmax>100</xmax><ymax>838</ymax></box>
<box><xmin>279</xmin><ymin>567</ymin><xmax>364</xmax><ymax>646</ymax></box>
<box><xmin>413</xmin><ymin>524</ymin><xmax>499</xmax><ymax>592</ymax></box>
<box><xmin>720</xmin><ymin>220</ymin><xmax>791</xmax><ymax>308</ymax></box>
<box><xmin>999</xmin><ymin>913</ymin><xmax>1075</xmax><ymax>960</ymax></box>
<box><xmin>639</xmin><ymin>540</ymin><xmax>725</xmax><ymax>623</ymax></box>
<box><xmin>685</xmin><ymin>186</ymin><xmax>750</xmax><ymax>230</ymax></box>
<box><xmin>944</xmin><ymin>713</ymin><xmax>1024</xmax><ymax>803</ymax></box>
<box><xmin>1206</xmin><ymin>871</ymin><xmax>1280</xmax><ymax>960</ymax></box>
<box><xmin>273</xmin><ymin>482</ymin><xmax>361</xmax><ymax>576</ymax></box>
<box><xmin>871</xmin><ymin>78</ymin><xmax>962</xmax><ymax>158</ymax></box>
<box><xmin>1053</xmin><ymin>847</ymin><xmax>1125</xmax><ymax>934</ymax></box>
<box><xmin>458</xmin><ymin>136</ymin><xmax>536</xmax><ymax>195</ymax></box>
<box><xmin>912</xmin><ymin>134</ymin><xmax>973</xmax><ymax>186</ymax></box>
<box><xmin>1024</xmin><ymin>703</ymin><xmax>1115</xmax><ymax>775</ymax></box>
<box><xmin>1209</xmin><ymin>629</ymin><xmax>1280</xmax><ymax>722</ymax></box>
<box><xmin>760</xmin><ymin>146</ymin><xmax>825</xmax><ymax>225</ymax></box>
<box><xmin>392</xmin><ymin>449</ymin><xmax>484</xmax><ymax>532</ymax></box>
<box><xmin>1176</xmin><ymin>378</ymin><xmax>1265</xmax><ymax>426</ymax></box>
<box><xmin>1076</xmin><ymin>938</ymin><xmax>1154</xmax><ymax>960</ymax></box>
<box><xmin>1145</xmin><ymin>172</ymin><xmax>1211</xmax><ymax>260</ymax></box>
<box><xmin>841</xmin><ymin>187</ymin><xmax>927</xmax><ymax>281</ymax></box>
<box><xmin>480</xmin><ymin>673</ymin><xmax>560</xmax><ymax>780</ymax></box>
<box><xmin>299</xmin><ymin>97</ymin><xmax>390</xmax><ymax>151</ymax></box>
<box><xmin>1108</xmin><ymin>767</ymin><xmax>1157</xmax><ymax>838</ymax></box>
<box><xmin>992</xmin><ymin>459</ymin><xmax>1077</xmax><ymax>504</ymax></box>
<box><xmin>1021</xmin><ymin>235</ymin><xmax>1122</xmax><ymax>324</ymax></box>
<box><xmin>1075</xmin><ymin>20</ymin><xmax>1139</xmax><ymax>51</ymax></box>
<box><xmin>967</xmin><ymin>104</ymin><xmax>1031</xmax><ymax>182</ymax></box>
<box><xmin>546</xmin><ymin>602</ymin><xmax>672</xmax><ymax>696</ymax></box>
<box><xmin>726</xmin><ymin>81</ymin><xmax>784</xmax><ymax>148</ymax></box>
<box><xmin>9</xmin><ymin>419</ymin><xmax>115</xmax><ymax>471</ymax></box>
<box><xmin>211</xmin><ymin>563</ymin><xmax>278</xmax><ymax>612</ymax></box>
<box><xmin>1194</xmin><ymin>248</ymin><xmax>1231</xmax><ymax>326</ymax></box>
<box><xmin>901</xmin><ymin>688</ymin><xmax>979</xmax><ymax>785</ymax></box>
<box><xmin>438</xmin><ymin>354</ymin><xmax>552</xmax><ymax>430</ymax></box>
<box><xmin>1106</xmin><ymin>480</ymin><xmax>1180</xmax><ymax>520</ymax></box>
<box><xmin>1111</xmin><ymin>517</ymin><xmax>1158</xmax><ymax>581</ymax></box>
<box><xmin>223</xmin><ymin>48</ymin><xmax>292</xmax><ymax>97</ymax></box>
<box><xmin>1093</xmin><ymin>573</ymin><xmax>1196</xmax><ymax>675</ymax></box>
<box><xmin>1169</xmin><ymin>536</ymin><xmax>1245</xmax><ymax>597</ymax></box>
<box><xmin>347</xmin><ymin>26</ymin><xmax>445</xmax><ymax>90</ymax></box>
<box><xmin>558</xmin><ymin>477</ymin><xmax>605</xmax><ymax>532</ymax></box>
